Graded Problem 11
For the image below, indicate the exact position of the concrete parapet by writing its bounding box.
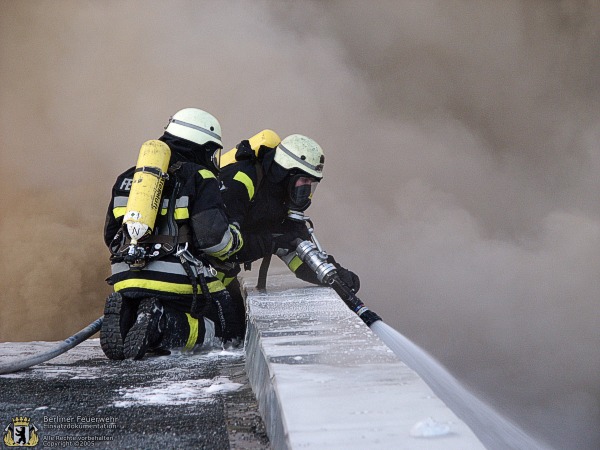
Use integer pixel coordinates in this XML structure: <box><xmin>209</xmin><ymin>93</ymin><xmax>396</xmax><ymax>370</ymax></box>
<box><xmin>243</xmin><ymin>274</ymin><xmax>485</xmax><ymax>449</ymax></box>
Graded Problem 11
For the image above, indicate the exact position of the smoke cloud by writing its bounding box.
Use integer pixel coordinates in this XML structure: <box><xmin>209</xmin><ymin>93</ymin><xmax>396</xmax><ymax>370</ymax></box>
<box><xmin>1</xmin><ymin>1</ymin><xmax>599</xmax><ymax>448</ymax></box>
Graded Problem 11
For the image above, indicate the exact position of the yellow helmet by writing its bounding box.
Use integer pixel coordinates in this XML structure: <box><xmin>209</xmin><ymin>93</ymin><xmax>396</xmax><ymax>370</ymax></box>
<box><xmin>165</xmin><ymin>108</ymin><xmax>222</xmax><ymax>147</ymax></box>
<box><xmin>274</xmin><ymin>134</ymin><xmax>325</xmax><ymax>179</ymax></box>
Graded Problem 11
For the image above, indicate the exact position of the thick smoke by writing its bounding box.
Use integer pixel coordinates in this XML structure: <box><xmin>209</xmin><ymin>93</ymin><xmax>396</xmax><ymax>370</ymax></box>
<box><xmin>1</xmin><ymin>1</ymin><xmax>598</xmax><ymax>448</ymax></box>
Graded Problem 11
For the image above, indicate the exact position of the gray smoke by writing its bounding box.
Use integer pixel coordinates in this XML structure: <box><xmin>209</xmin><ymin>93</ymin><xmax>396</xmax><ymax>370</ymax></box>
<box><xmin>1</xmin><ymin>1</ymin><xmax>598</xmax><ymax>448</ymax></box>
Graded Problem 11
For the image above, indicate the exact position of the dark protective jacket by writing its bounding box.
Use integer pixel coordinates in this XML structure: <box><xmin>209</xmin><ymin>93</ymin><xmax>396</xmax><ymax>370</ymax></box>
<box><xmin>104</xmin><ymin>135</ymin><xmax>242</xmax><ymax>309</ymax></box>
<box><xmin>218</xmin><ymin>142</ymin><xmax>319</xmax><ymax>285</ymax></box>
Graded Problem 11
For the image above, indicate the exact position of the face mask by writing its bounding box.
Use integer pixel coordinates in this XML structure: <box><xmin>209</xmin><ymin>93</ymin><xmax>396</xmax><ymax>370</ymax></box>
<box><xmin>210</xmin><ymin>147</ymin><xmax>222</xmax><ymax>171</ymax></box>
<box><xmin>287</xmin><ymin>174</ymin><xmax>319</xmax><ymax>211</ymax></box>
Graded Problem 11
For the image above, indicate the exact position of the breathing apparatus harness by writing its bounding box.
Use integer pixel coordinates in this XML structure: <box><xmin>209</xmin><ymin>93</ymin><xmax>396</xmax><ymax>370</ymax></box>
<box><xmin>110</xmin><ymin>162</ymin><xmax>218</xmax><ymax>321</ymax></box>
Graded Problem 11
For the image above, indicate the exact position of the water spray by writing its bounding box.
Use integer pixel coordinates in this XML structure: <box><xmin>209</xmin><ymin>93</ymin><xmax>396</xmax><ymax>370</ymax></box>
<box><xmin>293</xmin><ymin>221</ymin><xmax>548</xmax><ymax>448</ymax></box>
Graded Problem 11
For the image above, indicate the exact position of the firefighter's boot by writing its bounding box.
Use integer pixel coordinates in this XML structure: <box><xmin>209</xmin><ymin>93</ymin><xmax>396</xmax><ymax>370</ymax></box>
<box><xmin>100</xmin><ymin>293</ymin><xmax>138</xmax><ymax>360</ymax></box>
<box><xmin>123</xmin><ymin>298</ymin><xmax>164</xmax><ymax>360</ymax></box>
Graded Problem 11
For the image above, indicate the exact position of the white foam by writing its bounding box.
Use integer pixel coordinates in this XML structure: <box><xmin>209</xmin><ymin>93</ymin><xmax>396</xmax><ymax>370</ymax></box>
<box><xmin>114</xmin><ymin>377</ymin><xmax>242</xmax><ymax>407</ymax></box>
<box><xmin>410</xmin><ymin>417</ymin><xmax>452</xmax><ymax>438</ymax></box>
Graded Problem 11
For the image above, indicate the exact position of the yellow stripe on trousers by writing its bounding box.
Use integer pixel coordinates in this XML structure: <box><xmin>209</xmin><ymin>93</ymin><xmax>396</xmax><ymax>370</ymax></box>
<box><xmin>185</xmin><ymin>313</ymin><xmax>199</xmax><ymax>350</ymax></box>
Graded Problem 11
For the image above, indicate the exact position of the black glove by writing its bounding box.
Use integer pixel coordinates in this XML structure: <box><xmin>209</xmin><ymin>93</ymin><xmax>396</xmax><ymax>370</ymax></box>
<box><xmin>108</xmin><ymin>229</ymin><xmax>125</xmax><ymax>255</ymax></box>
<box><xmin>272</xmin><ymin>231</ymin><xmax>302</xmax><ymax>255</ymax></box>
<box><xmin>270</xmin><ymin>219</ymin><xmax>309</xmax><ymax>255</ymax></box>
<box><xmin>327</xmin><ymin>255</ymin><xmax>360</xmax><ymax>293</ymax></box>
<box><xmin>234</xmin><ymin>140</ymin><xmax>255</xmax><ymax>161</ymax></box>
<box><xmin>281</xmin><ymin>218</ymin><xmax>311</xmax><ymax>240</ymax></box>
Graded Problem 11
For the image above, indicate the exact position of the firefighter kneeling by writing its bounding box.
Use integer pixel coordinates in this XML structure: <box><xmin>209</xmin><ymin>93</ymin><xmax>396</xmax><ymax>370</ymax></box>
<box><xmin>217</xmin><ymin>132</ymin><xmax>360</xmax><ymax>331</ymax></box>
<box><xmin>101</xmin><ymin>108</ymin><xmax>244</xmax><ymax>360</ymax></box>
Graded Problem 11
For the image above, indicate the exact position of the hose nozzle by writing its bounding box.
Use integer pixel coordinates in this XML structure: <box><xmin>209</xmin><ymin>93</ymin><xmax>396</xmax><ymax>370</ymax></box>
<box><xmin>295</xmin><ymin>240</ymin><xmax>337</xmax><ymax>283</ymax></box>
<box><xmin>295</xmin><ymin>239</ymin><xmax>382</xmax><ymax>327</ymax></box>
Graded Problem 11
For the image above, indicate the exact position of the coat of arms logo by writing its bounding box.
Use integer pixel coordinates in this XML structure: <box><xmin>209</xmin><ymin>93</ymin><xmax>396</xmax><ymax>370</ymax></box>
<box><xmin>3</xmin><ymin>416</ymin><xmax>39</xmax><ymax>447</ymax></box>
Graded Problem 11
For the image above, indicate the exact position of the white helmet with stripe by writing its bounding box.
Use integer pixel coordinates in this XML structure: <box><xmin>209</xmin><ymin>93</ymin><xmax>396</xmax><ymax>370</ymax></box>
<box><xmin>274</xmin><ymin>134</ymin><xmax>324</xmax><ymax>179</ymax></box>
<box><xmin>165</xmin><ymin>108</ymin><xmax>222</xmax><ymax>148</ymax></box>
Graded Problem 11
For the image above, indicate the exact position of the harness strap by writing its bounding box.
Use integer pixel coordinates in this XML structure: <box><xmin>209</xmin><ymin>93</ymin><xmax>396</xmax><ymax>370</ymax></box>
<box><xmin>179</xmin><ymin>255</ymin><xmax>203</xmax><ymax>319</ymax></box>
<box><xmin>168</xmin><ymin>161</ymin><xmax>217</xmax><ymax>321</ymax></box>
<box><xmin>190</xmin><ymin>262</ymin><xmax>213</xmax><ymax>320</ymax></box>
<box><xmin>212</xmin><ymin>295</ymin><xmax>227</xmax><ymax>340</ymax></box>
<box><xmin>139</xmin><ymin>230</ymin><xmax>191</xmax><ymax>244</ymax></box>
<box><xmin>134</xmin><ymin>166</ymin><xmax>166</xmax><ymax>178</ymax></box>
<box><xmin>256</xmin><ymin>254</ymin><xmax>271</xmax><ymax>290</ymax></box>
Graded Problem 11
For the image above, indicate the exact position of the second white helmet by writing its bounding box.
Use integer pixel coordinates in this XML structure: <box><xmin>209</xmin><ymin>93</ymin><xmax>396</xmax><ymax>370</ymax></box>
<box><xmin>165</xmin><ymin>108</ymin><xmax>223</xmax><ymax>148</ymax></box>
<box><xmin>274</xmin><ymin>134</ymin><xmax>325</xmax><ymax>179</ymax></box>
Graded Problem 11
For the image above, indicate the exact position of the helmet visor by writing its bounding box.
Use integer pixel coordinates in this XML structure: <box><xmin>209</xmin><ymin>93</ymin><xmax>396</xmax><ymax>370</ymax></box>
<box><xmin>211</xmin><ymin>147</ymin><xmax>222</xmax><ymax>171</ymax></box>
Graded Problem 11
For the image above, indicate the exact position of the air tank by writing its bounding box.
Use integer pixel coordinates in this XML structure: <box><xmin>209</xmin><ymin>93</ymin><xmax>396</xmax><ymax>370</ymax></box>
<box><xmin>123</xmin><ymin>140</ymin><xmax>171</xmax><ymax>244</ymax></box>
<box><xmin>219</xmin><ymin>129</ymin><xmax>281</xmax><ymax>168</ymax></box>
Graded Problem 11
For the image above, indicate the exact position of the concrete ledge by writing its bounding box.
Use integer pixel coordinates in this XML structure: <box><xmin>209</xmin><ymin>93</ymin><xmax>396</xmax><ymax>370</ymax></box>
<box><xmin>243</xmin><ymin>274</ymin><xmax>485</xmax><ymax>449</ymax></box>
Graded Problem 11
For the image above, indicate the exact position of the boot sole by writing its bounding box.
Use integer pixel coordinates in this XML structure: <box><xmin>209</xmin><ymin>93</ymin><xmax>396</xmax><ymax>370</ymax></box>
<box><xmin>100</xmin><ymin>293</ymin><xmax>125</xmax><ymax>360</ymax></box>
<box><xmin>123</xmin><ymin>298</ymin><xmax>160</xmax><ymax>360</ymax></box>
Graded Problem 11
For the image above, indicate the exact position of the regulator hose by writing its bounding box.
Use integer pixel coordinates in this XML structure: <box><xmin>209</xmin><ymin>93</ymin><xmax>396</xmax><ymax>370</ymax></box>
<box><xmin>0</xmin><ymin>317</ymin><xmax>103</xmax><ymax>375</ymax></box>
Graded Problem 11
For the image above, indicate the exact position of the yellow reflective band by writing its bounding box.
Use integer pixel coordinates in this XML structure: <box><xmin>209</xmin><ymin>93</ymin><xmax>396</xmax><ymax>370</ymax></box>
<box><xmin>113</xmin><ymin>278</ymin><xmax>224</xmax><ymax>294</ymax></box>
<box><xmin>199</xmin><ymin>169</ymin><xmax>216</xmax><ymax>179</ymax></box>
<box><xmin>233</xmin><ymin>171</ymin><xmax>255</xmax><ymax>200</ymax></box>
<box><xmin>288</xmin><ymin>255</ymin><xmax>303</xmax><ymax>272</ymax></box>
<box><xmin>185</xmin><ymin>313</ymin><xmax>199</xmax><ymax>350</ymax></box>
<box><xmin>208</xmin><ymin>226</ymin><xmax>243</xmax><ymax>261</ymax></box>
<box><xmin>215</xmin><ymin>271</ymin><xmax>235</xmax><ymax>287</ymax></box>
<box><xmin>113</xmin><ymin>207</ymin><xmax>126</xmax><ymax>219</ymax></box>
<box><xmin>174</xmin><ymin>208</ymin><xmax>189</xmax><ymax>220</ymax></box>
<box><xmin>210</xmin><ymin>238</ymin><xmax>233</xmax><ymax>259</ymax></box>
<box><xmin>159</xmin><ymin>208</ymin><xmax>188</xmax><ymax>219</ymax></box>
<box><xmin>233</xmin><ymin>226</ymin><xmax>243</xmax><ymax>248</ymax></box>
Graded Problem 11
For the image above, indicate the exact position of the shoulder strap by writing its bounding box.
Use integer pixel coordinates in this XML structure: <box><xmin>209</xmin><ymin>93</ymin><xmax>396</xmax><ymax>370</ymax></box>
<box><xmin>254</xmin><ymin>159</ymin><xmax>264</xmax><ymax>195</ymax></box>
<box><xmin>168</xmin><ymin>160</ymin><xmax>185</xmax><ymax>175</ymax></box>
<box><xmin>256</xmin><ymin>253</ymin><xmax>271</xmax><ymax>290</ymax></box>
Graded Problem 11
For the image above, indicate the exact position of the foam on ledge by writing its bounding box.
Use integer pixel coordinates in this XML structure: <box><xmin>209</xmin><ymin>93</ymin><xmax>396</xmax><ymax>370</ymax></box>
<box><xmin>243</xmin><ymin>274</ymin><xmax>485</xmax><ymax>449</ymax></box>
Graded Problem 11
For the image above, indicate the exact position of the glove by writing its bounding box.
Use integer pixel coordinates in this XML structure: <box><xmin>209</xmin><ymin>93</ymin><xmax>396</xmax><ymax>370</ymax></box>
<box><xmin>271</xmin><ymin>219</ymin><xmax>309</xmax><ymax>255</ymax></box>
<box><xmin>108</xmin><ymin>229</ymin><xmax>125</xmax><ymax>255</ymax></box>
<box><xmin>272</xmin><ymin>231</ymin><xmax>302</xmax><ymax>255</ymax></box>
<box><xmin>234</xmin><ymin>140</ymin><xmax>255</xmax><ymax>161</ymax></box>
<box><xmin>327</xmin><ymin>255</ymin><xmax>360</xmax><ymax>293</ymax></box>
<box><xmin>281</xmin><ymin>218</ymin><xmax>311</xmax><ymax>240</ymax></box>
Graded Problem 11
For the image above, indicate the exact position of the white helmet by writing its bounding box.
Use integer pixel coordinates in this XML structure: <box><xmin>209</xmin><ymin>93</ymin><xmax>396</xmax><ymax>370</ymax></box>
<box><xmin>274</xmin><ymin>134</ymin><xmax>324</xmax><ymax>179</ymax></box>
<box><xmin>165</xmin><ymin>108</ymin><xmax>222</xmax><ymax>147</ymax></box>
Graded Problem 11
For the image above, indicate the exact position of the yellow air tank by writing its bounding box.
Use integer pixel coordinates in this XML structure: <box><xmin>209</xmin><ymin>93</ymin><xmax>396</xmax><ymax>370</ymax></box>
<box><xmin>220</xmin><ymin>129</ymin><xmax>281</xmax><ymax>168</ymax></box>
<box><xmin>123</xmin><ymin>140</ymin><xmax>171</xmax><ymax>244</ymax></box>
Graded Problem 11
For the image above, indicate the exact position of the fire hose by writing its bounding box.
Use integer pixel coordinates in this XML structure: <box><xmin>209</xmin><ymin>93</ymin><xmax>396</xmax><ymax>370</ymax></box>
<box><xmin>0</xmin><ymin>224</ymin><xmax>379</xmax><ymax>373</ymax></box>
<box><xmin>0</xmin><ymin>317</ymin><xmax>103</xmax><ymax>375</ymax></box>
<box><xmin>293</xmin><ymin>230</ymin><xmax>382</xmax><ymax>327</ymax></box>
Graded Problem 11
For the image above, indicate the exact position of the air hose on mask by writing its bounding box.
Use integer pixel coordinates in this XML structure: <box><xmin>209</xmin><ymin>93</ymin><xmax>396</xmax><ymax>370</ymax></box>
<box><xmin>0</xmin><ymin>317</ymin><xmax>104</xmax><ymax>375</ymax></box>
<box><xmin>294</xmin><ymin>221</ymin><xmax>382</xmax><ymax>327</ymax></box>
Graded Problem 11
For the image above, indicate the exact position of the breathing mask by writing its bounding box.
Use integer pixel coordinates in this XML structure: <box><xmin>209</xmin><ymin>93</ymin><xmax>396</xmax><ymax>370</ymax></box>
<box><xmin>210</xmin><ymin>147</ymin><xmax>222</xmax><ymax>172</ymax></box>
<box><xmin>287</xmin><ymin>174</ymin><xmax>319</xmax><ymax>212</ymax></box>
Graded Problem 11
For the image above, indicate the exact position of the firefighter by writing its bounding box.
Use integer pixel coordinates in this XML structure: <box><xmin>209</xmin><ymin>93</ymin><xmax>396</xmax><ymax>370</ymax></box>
<box><xmin>101</xmin><ymin>108</ymin><xmax>244</xmax><ymax>360</ymax></box>
<box><xmin>217</xmin><ymin>134</ymin><xmax>360</xmax><ymax>326</ymax></box>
